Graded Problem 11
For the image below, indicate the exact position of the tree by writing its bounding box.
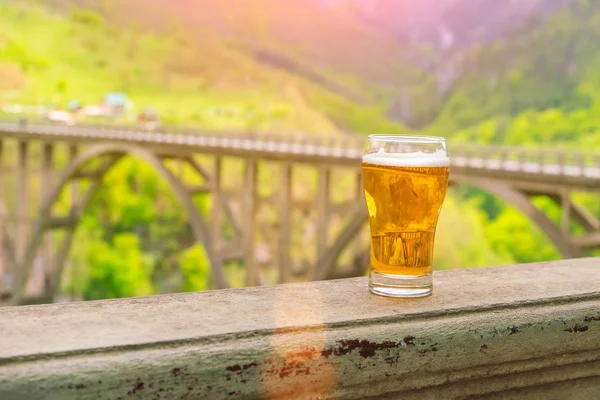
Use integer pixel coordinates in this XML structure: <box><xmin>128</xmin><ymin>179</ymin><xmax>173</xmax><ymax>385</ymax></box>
<box><xmin>434</xmin><ymin>195</ymin><xmax>514</xmax><ymax>270</ymax></box>
<box><xmin>71</xmin><ymin>9</ymin><xmax>105</xmax><ymax>29</ymax></box>
<box><xmin>56</xmin><ymin>78</ymin><xmax>68</xmax><ymax>94</ymax></box>
<box><xmin>485</xmin><ymin>207</ymin><xmax>561</xmax><ymax>264</ymax></box>
<box><xmin>82</xmin><ymin>234</ymin><xmax>154</xmax><ymax>300</ymax></box>
<box><xmin>179</xmin><ymin>245</ymin><xmax>211</xmax><ymax>292</ymax></box>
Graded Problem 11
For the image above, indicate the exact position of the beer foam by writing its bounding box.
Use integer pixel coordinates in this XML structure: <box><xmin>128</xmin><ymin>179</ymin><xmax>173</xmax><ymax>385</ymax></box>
<box><xmin>362</xmin><ymin>148</ymin><xmax>449</xmax><ymax>167</ymax></box>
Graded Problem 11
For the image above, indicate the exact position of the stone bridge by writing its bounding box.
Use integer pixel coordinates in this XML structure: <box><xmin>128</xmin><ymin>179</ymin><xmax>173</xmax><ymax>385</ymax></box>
<box><xmin>0</xmin><ymin>121</ymin><xmax>599</xmax><ymax>305</ymax></box>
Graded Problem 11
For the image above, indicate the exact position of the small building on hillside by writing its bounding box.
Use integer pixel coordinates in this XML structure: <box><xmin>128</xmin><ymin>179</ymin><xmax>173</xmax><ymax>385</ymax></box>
<box><xmin>67</xmin><ymin>100</ymin><xmax>83</xmax><ymax>113</ymax></box>
<box><xmin>101</xmin><ymin>92</ymin><xmax>134</xmax><ymax>116</ymax></box>
<box><xmin>137</xmin><ymin>108</ymin><xmax>160</xmax><ymax>130</ymax></box>
<box><xmin>83</xmin><ymin>105</ymin><xmax>107</xmax><ymax>117</ymax></box>
<box><xmin>46</xmin><ymin>110</ymin><xmax>75</xmax><ymax>126</ymax></box>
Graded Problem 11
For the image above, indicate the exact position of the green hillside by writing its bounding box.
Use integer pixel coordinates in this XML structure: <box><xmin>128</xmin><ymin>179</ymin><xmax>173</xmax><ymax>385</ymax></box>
<box><xmin>106</xmin><ymin>0</ymin><xmax>441</xmax><ymax>128</ymax></box>
<box><xmin>8</xmin><ymin>0</ymin><xmax>600</xmax><ymax>139</ymax></box>
<box><xmin>429</xmin><ymin>0</ymin><xmax>600</xmax><ymax>146</ymax></box>
<box><xmin>69</xmin><ymin>0</ymin><xmax>600</xmax><ymax>133</ymax></box>
<box><xmin>0</xmin><ymin>1</ymin><xmax>406</xmax><ymax>135</ymax></box>
<box><xmin>30</xmin><ymin>0</ymin><xmax>434</xmax><ymax>129</ymax></box>
<box><xmin>429</xmin><ymin>0</ymin><xmax>600</xmax><ymax>268</ymax></box>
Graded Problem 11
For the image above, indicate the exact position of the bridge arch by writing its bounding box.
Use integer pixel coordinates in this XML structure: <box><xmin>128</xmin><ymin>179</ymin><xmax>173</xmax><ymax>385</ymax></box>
<box><xmin>11</xmin><ymin>143</ymin><xmax>227</xmax><ymax>305</ymax></box>
<box><xmin>458</xmin><ymin>178</ymin><xmax>583</xmax><ymax>259</ymax></box>
<box><xmin>316</xmin><ymin>208</ymin><xmax>368</xmax><ymax>281</ymax></box>
<box><xmin>315</xmin><ymin>179</ymin><xmax>583</xmax><ymax>279</ymax></box>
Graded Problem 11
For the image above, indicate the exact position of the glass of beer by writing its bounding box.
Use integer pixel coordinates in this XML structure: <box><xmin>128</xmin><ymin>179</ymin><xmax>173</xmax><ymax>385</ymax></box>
<box><xmin>362</xmin><ymin>135</ymin><xmax>449</xmax><ymax>298</ymax></box>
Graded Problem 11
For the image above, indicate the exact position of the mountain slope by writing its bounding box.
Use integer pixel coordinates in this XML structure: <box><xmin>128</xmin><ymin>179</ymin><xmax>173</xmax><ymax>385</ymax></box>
<box><xmin>350</xmin><ymin>0</ymin><xmax>573</xmax><ymax>52</ymax></box>
<box><xmin>1</xmin><ymin>1</ymin><xmax>409</xmax><ymax>134</ymax></box>
<box><xmin>6</xmin><ymin>0</ymin><xmax>600</xmax><ymax>137</ymax></box>
<box><xmin>99</xmin><ymin>0</ymin><xmax>420</xmax><ymax>86</ymax></box>
<box><xmin>428</xmin><ymin>0</ymin><xmax>600</xmax><ymax>138</ymax></box>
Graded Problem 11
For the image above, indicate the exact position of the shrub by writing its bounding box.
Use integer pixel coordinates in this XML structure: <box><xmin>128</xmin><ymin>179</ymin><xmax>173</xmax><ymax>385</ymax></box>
<box><xmin>71</xmin><ymin>9</ymin><xmax>105</xmax><ymax>29</ymax></box>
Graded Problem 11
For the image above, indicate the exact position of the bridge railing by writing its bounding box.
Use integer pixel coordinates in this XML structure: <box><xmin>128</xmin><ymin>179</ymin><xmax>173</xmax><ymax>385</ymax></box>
<box><xmin>1</xmin><ymin>118</ymin><xmax>599</xmax><ymax>174</ymax></box>
<box><xmin>449</xmin><ymin>144</ymin><xmax>600</xmax><ymax>176</ymax></box>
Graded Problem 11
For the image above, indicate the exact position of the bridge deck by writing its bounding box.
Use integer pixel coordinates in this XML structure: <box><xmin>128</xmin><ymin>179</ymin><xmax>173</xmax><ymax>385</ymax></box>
<box><xmin>1</xmin><ymin>122</ymin><xmax>599</xmax><ymax>190</ymax></box>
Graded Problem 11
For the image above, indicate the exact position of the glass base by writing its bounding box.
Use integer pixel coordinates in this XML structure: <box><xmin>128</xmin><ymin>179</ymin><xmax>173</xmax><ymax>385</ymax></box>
<box><xmin>369</xmin><ymin>271</ymin><xmax>432</xmax><ymax>298</ymax></box>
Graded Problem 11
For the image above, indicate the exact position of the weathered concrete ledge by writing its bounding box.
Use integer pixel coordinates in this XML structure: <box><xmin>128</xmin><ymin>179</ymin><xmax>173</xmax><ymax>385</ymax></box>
<box><xmin>1</xmin><ymin>258</ymin><xmax>599</xmax><ymax>399</ymax></box>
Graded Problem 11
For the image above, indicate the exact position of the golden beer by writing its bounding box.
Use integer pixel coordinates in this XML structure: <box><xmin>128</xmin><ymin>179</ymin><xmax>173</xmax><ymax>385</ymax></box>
<box><xmin>362</xmin><ymin>163</ymin><xmax>449</xmax><ymax>274</ymax></box>
<box><xmin>362</xmin><ymin>136</ymin><xmax>449</xmax><ymax>298</ymax></box>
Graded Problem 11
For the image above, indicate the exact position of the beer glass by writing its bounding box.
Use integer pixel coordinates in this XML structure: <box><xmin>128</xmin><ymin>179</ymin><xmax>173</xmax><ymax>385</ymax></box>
<box><xmin>362</xmin><ymin>135</ymin><xmax>449</xmax><ymax>298</ymax></box>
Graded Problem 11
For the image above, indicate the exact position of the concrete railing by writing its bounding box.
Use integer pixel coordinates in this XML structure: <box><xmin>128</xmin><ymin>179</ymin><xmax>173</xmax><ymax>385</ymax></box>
<box><xmin>2</xmin><ymin>120</ymin><xmax>600</xmax><ymax>174</ymax></box>
<box><xmin>0</xmin><ymin>258</ymin><xmax>599</xmax><ymax>399</ymax></box>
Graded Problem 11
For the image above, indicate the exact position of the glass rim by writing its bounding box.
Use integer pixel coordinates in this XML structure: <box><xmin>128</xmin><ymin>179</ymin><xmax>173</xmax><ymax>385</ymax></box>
<box><xmin>367</xmin><ymin>134</ymin><xmax>446</xmax><ymax>144</ymax></box>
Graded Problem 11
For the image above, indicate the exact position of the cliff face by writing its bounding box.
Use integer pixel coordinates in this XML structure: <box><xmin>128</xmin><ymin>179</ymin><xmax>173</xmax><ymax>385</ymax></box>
<box><xmin>345</xmin><ymin>0</ymin><xmax>574</xmax><ymax>51</ymax></box>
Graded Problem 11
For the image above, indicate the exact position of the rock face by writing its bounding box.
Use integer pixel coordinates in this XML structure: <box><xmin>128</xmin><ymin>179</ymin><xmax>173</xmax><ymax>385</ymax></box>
<box><xmin>339</xmin><ymin>0</ymin><xmax>575</xmax><ymax>51</ymax></box>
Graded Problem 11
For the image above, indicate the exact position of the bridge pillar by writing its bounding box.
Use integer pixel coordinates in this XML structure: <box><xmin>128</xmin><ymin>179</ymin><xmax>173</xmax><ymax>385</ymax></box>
<box><xmin>0</xmin><ymin>140</ymin><xmax>3</xmax><ymax>293</ymax></box>
<box><xmin>316</xmin><ymin>167</ymin><xmax>331</xmax><ymax>278</ymax></box>
<box><xmin>560</xmin><ymin>189</ymin><xmax>570</xmax><ymax>234</ymax></box>
<box><xmin>244</xmin><ymin>160</ymin><xmax>259</xmax><ymax>286</ymax></box>
<box><xmin>16</xmin><ymin>141</ymin><xmax>28</xmax><ymax>266</ymax></box>
<box><xmin>211</xmin><ymin>156</ymin><xmax>223</xmax><ymax>254</ymax></box>
<box><xmin>278</xmin><ymin>163</ymin><xmax>292</xmax><ymax>283</ymax></box>
<box><xmin>41</xmin><ymin>144</ymin><xmax>55</xmax><ymax>293</ymax></box>
<box><xmin>68</xmin><ymin>145</ymin><xmax>79</xmax><ymax>212</ymax></box>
